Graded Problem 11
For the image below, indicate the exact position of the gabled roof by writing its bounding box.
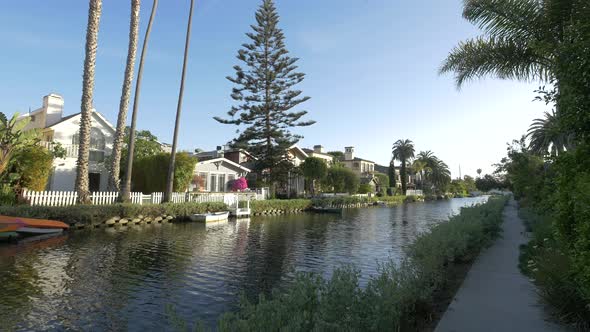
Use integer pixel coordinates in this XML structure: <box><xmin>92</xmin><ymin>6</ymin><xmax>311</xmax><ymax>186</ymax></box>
<box><xmin>302</xmin><ymin>148</ymin><xmax>333</xmax><ymax>158</ymax></box>
<box><xmin>288</xmin><ymin>145</ymin><xmax>309</xmax><ymax>159</ymax></box>
<box><xmin>47</xmin><ymin>111</ymin><xmax>116</xmax><ymax>133</ymax></box>
<box><xmin>343</xmin><ymin>157</ymin><xmax>375</xmax><ymax>164</ymax></box>
<box><xmin>47</xmin><ymin>112</ymin><xmax>80</xmax><ymax>127</ymax></box>
<box><xmin>196</xmin><ymin>157</ymin><xmax>252</xmax><ymax>173</ymax></box>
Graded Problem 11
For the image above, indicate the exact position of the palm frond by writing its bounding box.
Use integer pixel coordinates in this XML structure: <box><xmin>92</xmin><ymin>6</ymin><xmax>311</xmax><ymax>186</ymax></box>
<box><xmin>440</xmin><ymin>36</ymin><xmax>552</xmax><ymax>88</ymax></box>
<box><xmin>463</xmin><ymin>0</ymin><xmax>544</xmax><ymax>41</ymax></box>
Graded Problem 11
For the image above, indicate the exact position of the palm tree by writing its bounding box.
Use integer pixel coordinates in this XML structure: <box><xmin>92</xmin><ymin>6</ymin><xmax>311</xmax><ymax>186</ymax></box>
<box><xmin>120</xmin><ymin>0</ymin><xmax>158</xmax><ymax>202</ymax></box>
<box><xmin>75</xmin><ymin>0</ymin><xmax>103</xmax><ymax>204</ymax></box>
<box><xmin>416</xmin><ymin>150</ymin><xmax>451</xmax><ymax>194</ymax></box>
<box><xmin>431</xmin><ymin>158</ymin><xmax>451</xmax><ymax>193</ymax></box>
<box><xmin>411</xmin><ymin>159</ymin><xmax>428</xmax><ymax>191</ymax></box>
<box><xmin>527</xmin><ymin>110</ymin><xmax>574</xmax><ymax>156</ymax></box>
<box><xmin>109</xmin><ymin>0</ymin><xmax>141</xmax><ymax>192</ymax></box>
<box><xmin>164</xmin><ymin>0</ymin><xmax>195</xmax><ymax>202</ymax></box>
<box><xmin>439</xmin><ymin>0</ymin><xmax>572</xmax><ymax>87</ymax></box>
<box><xmin>392</xmin><ymin>139</ymin><xmax>415</xmax><ymax>195</ymax></box>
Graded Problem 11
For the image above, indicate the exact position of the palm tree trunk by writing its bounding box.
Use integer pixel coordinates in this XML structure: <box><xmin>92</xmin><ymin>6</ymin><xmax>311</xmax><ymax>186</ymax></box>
<box><xmin>120</xmin><ymin>0</ymin><xmax>158</xmax><ymax>202</ymax></box>
<box><xmin>75</xmin><ymin>0</ymin><xmax>102</xmax><ymax>204</ymax></box>
<box><xmin>109</xmin><ymin>0</ymin><xmax>140</xmax><ymax>192</ymax></box>
<box><xmin>401</xmin><ymin>160</ymin><xmax>407</xmax><ymax>195</ymax></box>
<box><xmin>163</xmin><ymin>0</ymin><xmax>195</xmax><ymax>202</ymax></box>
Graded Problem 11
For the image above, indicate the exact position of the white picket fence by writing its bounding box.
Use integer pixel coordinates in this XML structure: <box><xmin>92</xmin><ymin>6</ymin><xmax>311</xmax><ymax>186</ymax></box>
<box><xmin>21</xmin><ymin>189</ymin><xmax>266</xmax><ymax>207</ymax></box>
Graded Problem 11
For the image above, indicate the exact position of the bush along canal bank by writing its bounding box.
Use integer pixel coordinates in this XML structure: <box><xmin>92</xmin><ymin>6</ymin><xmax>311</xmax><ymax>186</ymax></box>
<box><xmin>0</xmin><ymin>202</ymin><xmax>228</xmax><ymax>229</ymax></box>
<box><xmin>209</xmin><ymin>195</ymin><xmax>509</xmax><ymax>331</ymax></box>
<box><xmin>250</xmin><ymin>195</ymin><xmax>422</xmax><ymax>216</ymax></box>
<box><xmin>0</xmin><ymin>195</ymin><xmax>425</xmax><ymax>231</ymax></box>
<box><xmin>518</xmin><ymin>207</ymin><xmax>590</xmax><ymax>330</ymax></box>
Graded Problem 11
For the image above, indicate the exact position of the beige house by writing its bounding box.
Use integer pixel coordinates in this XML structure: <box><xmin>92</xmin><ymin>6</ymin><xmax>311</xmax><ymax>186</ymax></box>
<box><xmin>303</xmin><ymin>145</ymin><xmax>333</xmax><ymax>165</ymax></box>
<box><xmin>341</xmin><ymin>147</ymin><xmax>375</xmax><ymax>176</ymax></box>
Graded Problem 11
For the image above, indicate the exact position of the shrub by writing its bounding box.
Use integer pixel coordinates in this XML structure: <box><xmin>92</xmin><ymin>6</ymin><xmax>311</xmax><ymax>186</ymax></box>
<box><xmin>519</xmin><ymin>208</ymin><xmax>590</xmax><ymax>329</ymax></box>
<box><xmin>357</xmin><ymin>184</ymin><xmax>373</xmax><ymax>194</ymax></box>
<box><xmin>0</xmin><ymin>202</ymin><xmax>227</xmax><ymax>225</ymax></box>
<box><xmin>250</xmin><ymin>199</ymin><xmax>312</xmax><ymax>213</ymax></box>
<box><xmin>13</xmin><ymin>145</ymin><xmax>54</xmax><ymax>191</ymax></box>
<box><xmin>217</xmin><ymin>196</ymin><xmax>508</xmax><ymax>331</ymax></box>
<box><xmin>132</xmin><ymin>152</ymin><xmax>197</xmax><ymax>193</ymax></box>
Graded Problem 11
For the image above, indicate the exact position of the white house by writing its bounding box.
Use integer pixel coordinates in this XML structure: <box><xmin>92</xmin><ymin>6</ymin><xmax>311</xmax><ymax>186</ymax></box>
<box><xmin>191</xmin><ymin>157</ymin><xmax>251</xmax><ymax>192</ymax></box>
<box><xmin>22</xmin><ymin>93</ymin><xmax>115</xmax><ymax>191</ymax></box>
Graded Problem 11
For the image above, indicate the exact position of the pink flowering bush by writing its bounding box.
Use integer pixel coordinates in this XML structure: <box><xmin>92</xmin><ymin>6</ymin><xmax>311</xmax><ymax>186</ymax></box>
<box><xmin>232</xmin><ymin>177</ymin><xmax>248</xmax><ymax>191</ymax></box>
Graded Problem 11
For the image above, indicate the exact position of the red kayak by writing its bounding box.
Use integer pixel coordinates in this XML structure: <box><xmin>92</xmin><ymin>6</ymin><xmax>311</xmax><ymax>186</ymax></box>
<box><xmin>0</xmin><ymin>216</ymin><xmax>69</xmax><ymax>230</ymax></box>
<box><xmin>0</xmin><ymin>216</ymin><xmax>69</xmax><ymax>239</ymax></box>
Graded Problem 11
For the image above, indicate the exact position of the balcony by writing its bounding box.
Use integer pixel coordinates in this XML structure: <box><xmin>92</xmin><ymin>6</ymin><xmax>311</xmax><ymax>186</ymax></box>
<box><xmin>40</xmin><ymin>141</ymin><xmax>105</xmax><ymax>162</ymax></box>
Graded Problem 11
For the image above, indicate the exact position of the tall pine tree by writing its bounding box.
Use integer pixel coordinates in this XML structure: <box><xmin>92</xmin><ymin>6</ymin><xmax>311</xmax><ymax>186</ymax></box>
<box><xmin>214</xmin><ymin>0</ymin><xmax>313</xmax><ymax>188</ymax></box>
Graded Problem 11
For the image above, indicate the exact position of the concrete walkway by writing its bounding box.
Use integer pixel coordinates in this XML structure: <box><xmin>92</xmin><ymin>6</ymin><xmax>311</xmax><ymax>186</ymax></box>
<box><xmin>435</xmin><ymin>199</ymin><xmax>567</xmax><ymax>332</ymax></box>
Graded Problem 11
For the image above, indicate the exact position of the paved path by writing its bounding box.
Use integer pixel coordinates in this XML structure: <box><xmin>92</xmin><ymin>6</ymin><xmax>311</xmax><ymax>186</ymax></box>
<box><xmin>435</xmin><ymin>199</ymin><xmax>567</xmax><ymax>332</ymax></box>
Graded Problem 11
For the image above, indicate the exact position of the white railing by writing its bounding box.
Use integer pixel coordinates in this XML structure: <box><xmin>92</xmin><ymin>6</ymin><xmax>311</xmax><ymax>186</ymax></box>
<box><xmin>406</xmin><ymin>189</ymin><xmax>424</xmax><ymax>196</ymax></box>
<box><xmin>39</xmin><ymin>141</ymin><xmax>79</xmax><ymax>158</ymax></box>
<box><xmin>22</xmin><ymin>189</ymin><xmax>267</xmax><ymax>207</ymax></box>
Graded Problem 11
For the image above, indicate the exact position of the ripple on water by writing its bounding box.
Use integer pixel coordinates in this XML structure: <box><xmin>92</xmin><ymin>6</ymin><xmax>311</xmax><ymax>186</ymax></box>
<box><xmin>0</xmin><ymin>197</ymin><xmax>488</xmax><ymax>331</ymax></box>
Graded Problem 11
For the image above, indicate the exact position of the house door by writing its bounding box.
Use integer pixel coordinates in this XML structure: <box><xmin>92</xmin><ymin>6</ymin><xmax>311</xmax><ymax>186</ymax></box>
<box><xmin>89</xmin><ymin>173</ymin><xmax>101</xmax><ymax>192</ymax></box>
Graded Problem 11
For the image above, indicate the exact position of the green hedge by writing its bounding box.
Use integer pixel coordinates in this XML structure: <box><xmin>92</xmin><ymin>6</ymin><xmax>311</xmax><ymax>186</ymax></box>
<box><xmin>250</xmin><ymin>199</ymin><xmax>313</xmax><ymax>214</ymax></box>
<box><xmin>0</xmin><ymin>202</ymin><xmax>227</xmax><ymax>226</ymax></box>
<box><xmin>215</xmin><ymin>196</ymin><xmax>508</xmax><ymax>331</ymax></box>
<box><xmin>519</xmin><ymin>208</ymin><xmax>590</xmax><ymax>329</ymax></box>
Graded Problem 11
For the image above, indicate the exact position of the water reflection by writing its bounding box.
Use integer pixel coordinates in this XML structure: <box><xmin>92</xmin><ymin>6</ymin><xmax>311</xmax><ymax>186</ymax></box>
<box><xmin>0</xmin><ymin>197</ymin><xmax>487</xmax><ymax>331</ymax></box>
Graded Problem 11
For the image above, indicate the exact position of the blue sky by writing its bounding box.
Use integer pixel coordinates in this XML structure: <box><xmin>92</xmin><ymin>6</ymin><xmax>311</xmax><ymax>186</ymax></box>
<box><xmin>0</xmin><ymin>0</ymin><xmax>548</xmax><ymax>177</ymax></box>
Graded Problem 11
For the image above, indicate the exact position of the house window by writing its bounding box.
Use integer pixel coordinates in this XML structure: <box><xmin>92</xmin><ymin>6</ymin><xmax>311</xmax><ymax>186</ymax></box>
<box><xmin>218</xmin><ymin>174</ymin><xmax>226</xmax><ymax>192</ymax></box>
<box><xmin>227</xmin><ymin>174</ymin><xmax>235</xmax><ymax>191</ymax></box>
<box><xmin>199</xmin><ymin>172</ymin><xmax>208</xmax><ymax>191</ymax></box>
<box><xmin>72</xmin><ymin>128</ymin><xmax>106</xmax><ymax>162</ymax></box>
<box><xmin>210</xmin><ymin>174</ymin><xmax>217</xmax><ymax>192</ymax></box>
<box><xmin>354</xmin><ymin>162</ymin><xmax>360</xmax><ymax>169</ymax></box>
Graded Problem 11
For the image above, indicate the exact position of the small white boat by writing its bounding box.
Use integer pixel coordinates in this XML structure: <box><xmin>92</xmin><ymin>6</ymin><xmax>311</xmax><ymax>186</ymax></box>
<box><xmin>190</xmin><ymin>212</ymin><xmax>230</xmax><ymax>223</ymax></box>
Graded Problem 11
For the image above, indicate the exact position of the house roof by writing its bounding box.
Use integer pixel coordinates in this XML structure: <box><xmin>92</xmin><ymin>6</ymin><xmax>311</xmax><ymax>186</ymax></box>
<box><xmin>302</xmin><ymin>148</ymin><xmax>333</xmax><ymax>158</ymax></box>
<box><xmin>288</xmin><ymin>145</ymin><xmax>309</xmax><ymax>159</ymax></box>
<box><xmin>196</xmin><ymin>157</ymin><xmax>252</xmax><ymax>173</ymax></box>
<box><xmin>375</xmin><ymin>164</ymin><xmax>389</xmax><ymax>174</ymax></box>
<box><xmin>47</xmin><ymin>112</ymin><xmax>80</xmax><ymax>127</ymax></box>
<box><xmin>343</xmin><ymin>157</ymin><xmax>375</xmax><ymax>164</ymax></box>
<box><xmin>47</xmin><ymin>111</ymin><xmax>116</xmax><ymax>133</ymax></box>
<box><xmin>360</xmin><ymin>176</ymin><xmax>378</xmax><ymax>185</ymax></box>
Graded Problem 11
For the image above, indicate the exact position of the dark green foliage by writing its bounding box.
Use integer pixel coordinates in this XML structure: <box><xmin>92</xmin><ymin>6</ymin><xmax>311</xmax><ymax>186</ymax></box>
<box><xmin>387</xmin><ymin>162</ymin><xmax>397</xmax><ymax>189</ymax></box>
<box><xmin>357</xmin><ymin>183</ymin><xmax>373</xmax><ymax>194</ymax></box>
<box><xmin>132</xmin><ymin>152</ymin><xmax>197</xmax><ymax>193</ymax></box>
<box><xmin>518</xmin><ymin>208</ymin><xmax>590</xmax><ymax>329</ymax></box>
<box><xmin>301</xmin><ymin>157</ymin><xmax>328</xmax><ymax>194</ymax></box>
<box><xmin>415</xmin><ymin>151</ymin><xmax>452</xmax><ymax>195</ymax></box>
<box><xmin>327</xmin><ymin>151</ymin><xmax>344</xmax><ymax>164</ymax></box>
<box><xmin>392</xmin><ymin>139</ymin><xmax>415</xmax><ymax>195</ymax></box>
<box><xmin>217</xmin><ymin>196</ymin><xmax>508</xmax><ymax>331</ymax></box>
<box><xmin>214</xmin><ymin>0</ymin><xmax>314</xmax><ymax>186</ymax></box>
<box><xmin>474</xmin><ymin>174</ymin><xmax>505</xmax><ymax>192</ymax></box>
<box><xmin>250</xmin><ymin>199</ymin><xmax>312</xmax><ymax>213</ymax></box>
<box><xmin>11</xmin><ymin>145</ymin><xmax>54</xmax><ymax>191</ymax></box>
<box><xmin>0</xmin><ymin>202</ymin><xmax>227</xmax><ymax>226</ymax></box>
<box><xmin>323</xmin><ymin>166</ymin><xmax>359</xmax><ymax>194</ymax></box>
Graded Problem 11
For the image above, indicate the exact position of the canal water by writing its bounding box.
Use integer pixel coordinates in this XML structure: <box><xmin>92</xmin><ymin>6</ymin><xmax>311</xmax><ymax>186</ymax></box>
<box><xmin>0</xmin><ymin>197</ymin><xmax>487</xmax><ymax>331</ymax></box>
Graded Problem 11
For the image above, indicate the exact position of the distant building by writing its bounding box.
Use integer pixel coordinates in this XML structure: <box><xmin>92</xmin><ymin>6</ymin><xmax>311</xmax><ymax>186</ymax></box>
<box><xmin>22</xmin><ymin>93</ymin><xmax>115</xmax><ymax>192</ymax></box>
<box><xmin>302</xmin><ymin>145</ymin><xmax>333</xmax><ymax>165</ymax></box>
<box><xmin>341</xmin><ymin>147</ymin><xmax>375</xmax><ymax>176</ymax></box>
